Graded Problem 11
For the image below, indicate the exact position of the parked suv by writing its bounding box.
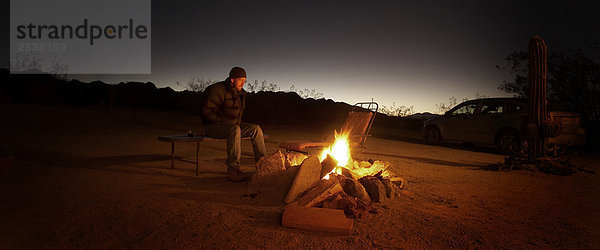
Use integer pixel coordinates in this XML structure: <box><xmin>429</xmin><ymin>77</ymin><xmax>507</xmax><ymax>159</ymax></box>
<box><xmin>422</xmin><ymin>98</ymin><xmax>586</xmax><ymax>151</ymax></box>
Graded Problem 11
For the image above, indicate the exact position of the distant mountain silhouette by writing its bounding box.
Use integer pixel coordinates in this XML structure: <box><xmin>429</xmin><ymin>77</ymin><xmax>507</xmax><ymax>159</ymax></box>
<box><xmin>406</xmin><ymin>112</ymin><xmax>440</xmax><ymax>120</ymax></box>
<box><xmin>0</xmin><ymin>68</ymin><xmax>423</xmax><ymax>130</ymax></box>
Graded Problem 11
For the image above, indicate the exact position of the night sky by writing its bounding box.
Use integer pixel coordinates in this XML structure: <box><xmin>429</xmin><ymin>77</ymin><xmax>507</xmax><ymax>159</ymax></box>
<box><xmin>6</xmin><ymin>1</ymin><xmax>600</xmax><ymax>113</ymax></box>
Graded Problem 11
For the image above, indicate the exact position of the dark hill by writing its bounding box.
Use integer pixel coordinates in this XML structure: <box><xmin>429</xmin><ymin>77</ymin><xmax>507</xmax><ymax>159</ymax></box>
<box><xmin>0</xmin><ymin>69</ymin><xmax>358</xmax><ymax>127</ymax></box>
<box><xmin>0</xmin><ymin>69</ymin><xmax>431</xmax><ymax>133</ymax></box>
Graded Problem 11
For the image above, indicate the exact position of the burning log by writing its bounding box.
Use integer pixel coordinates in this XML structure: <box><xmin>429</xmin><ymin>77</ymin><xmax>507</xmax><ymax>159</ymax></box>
<box><xmin>320</xmin><ymin>155</ymin><xmax>337</xmax><ymax>179</ymax></box>
<box><xmin>340</xmin><ymin>167</ymin><xmax>359</xmax><ymax>179</ymax></box>
<box><xmin>282</xmin><ymin>203</ymin><xmax>353</xmax><ymax>234</ymax></box>
<box><xmin>292</xmin><ymin>172</ymin><xmax>379</xmax><ymax>219</ymax></box>
<box><xmin>284</xmin><ymin>155</ymin><xmax>322</xmax><ymax>204</ymax></box>
<box><xmin>296</xmin><ymin>178</ymin><xmax>343</xmax><ymax>207</ymax></box>
<box><xmin>358</xmin><ymin>176</ymin><xmax>387</xmax><ymax>202</ymax></box>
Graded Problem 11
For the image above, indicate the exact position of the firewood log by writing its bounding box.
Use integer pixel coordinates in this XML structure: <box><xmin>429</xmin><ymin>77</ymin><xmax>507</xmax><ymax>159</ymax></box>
<box><xmin>296</xmin><ymin>178</ymin><xmax>343</xmax><ymax>207</ymax></box>
<box><xmin>284</xmin><ymin>156</ymin><xmax>322</xmax><ymax>204</ymax></box>
<box><xmin>282</xmin><ymin>203</ymin><xmax>353</xmax><ymax>234</ymax></box>
<box><xmin>320</xmin><ymin>155</ymin><xmax>337</xmax><ymax>179</ymax></box>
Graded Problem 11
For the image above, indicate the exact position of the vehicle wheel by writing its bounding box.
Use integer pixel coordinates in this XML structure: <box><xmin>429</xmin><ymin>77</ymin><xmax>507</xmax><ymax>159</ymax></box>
<box><xmin>425</xmin><ymin>127</ymin><xmax>441</xmax><ymax>145</ymax></box>
<box><xmin>497</xmin><ymin>130</ymin><xmax>519</xmax><ymax>153</ymax></box>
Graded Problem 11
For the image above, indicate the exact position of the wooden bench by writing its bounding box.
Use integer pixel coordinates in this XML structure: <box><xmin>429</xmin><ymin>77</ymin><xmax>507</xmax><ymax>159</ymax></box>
<box><xmin>157</xmin><ymin>134</ymin><xmax>267</xmax><ymax>176</ymax></box>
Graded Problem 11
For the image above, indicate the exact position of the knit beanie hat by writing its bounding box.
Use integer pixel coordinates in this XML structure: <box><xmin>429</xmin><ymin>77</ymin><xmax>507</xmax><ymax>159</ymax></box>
<box><xmin>229</xmin><ymin>67</ymin><xmax>247</xmax><ymax>78</ymax></box>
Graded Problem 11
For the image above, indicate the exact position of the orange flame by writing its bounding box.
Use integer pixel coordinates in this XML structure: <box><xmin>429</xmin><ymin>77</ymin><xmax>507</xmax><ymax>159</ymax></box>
<box><xmin>319</xmin><ymin>130</ymin><xmax>352</xmax><ymax>167</ymax></box>
<box><xmin>319</xmin><ymin>130</ymin><xmax>352</xmax><ymax>179</ymax></box>
<box><xmin>319</xmin><ymin>130</ymin><xmax>393</xmax><ymax>180</ymax></box>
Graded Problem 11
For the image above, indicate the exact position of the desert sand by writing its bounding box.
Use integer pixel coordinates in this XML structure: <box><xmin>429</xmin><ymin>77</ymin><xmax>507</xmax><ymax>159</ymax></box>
<box><xmin>1</xmin><ymin>104</ymin><xmax>599</xmax><ymax>248</ymax></box>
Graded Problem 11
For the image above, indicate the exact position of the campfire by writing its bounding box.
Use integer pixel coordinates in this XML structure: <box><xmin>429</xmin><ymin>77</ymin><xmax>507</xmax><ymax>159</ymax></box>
<box><xmin>250</xmin><ymin>130</ymin><xmax>407</xmax><ymax>234</ymax></box>
<box><xmin>320</xmin><ymin>131</ymin><xmax>391</xmax><ymax>179</ymax></box>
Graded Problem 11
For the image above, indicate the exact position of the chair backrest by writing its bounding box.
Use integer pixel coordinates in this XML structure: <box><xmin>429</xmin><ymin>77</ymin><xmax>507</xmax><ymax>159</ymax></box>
<box><xmin>340</xmin><ymin>102</ymin><xmax>378</xmax><ymax>146</ymax></box>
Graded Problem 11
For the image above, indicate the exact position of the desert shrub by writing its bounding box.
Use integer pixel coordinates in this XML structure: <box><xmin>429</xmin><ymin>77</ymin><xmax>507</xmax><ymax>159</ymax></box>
<box><xmin>380</xmin><ymin>102</ymin><xmax>414</xmax><ymax>117</ymax></box>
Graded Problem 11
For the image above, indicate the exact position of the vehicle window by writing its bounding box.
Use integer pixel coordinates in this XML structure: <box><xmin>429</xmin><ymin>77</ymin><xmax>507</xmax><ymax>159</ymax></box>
<box><xmin>451</xmin><ymin>103</ymin><xmax>478</xmax><ymax>116</ymax></box>
<box><xmin>506</xmin><ymin>103</ymin><xmax>522</xmax><ymax>113</ymax></box>
<box><xmin>480</xmin><ymin>102</ymin><xmax>503</xmax><ymax>114</ymax></box>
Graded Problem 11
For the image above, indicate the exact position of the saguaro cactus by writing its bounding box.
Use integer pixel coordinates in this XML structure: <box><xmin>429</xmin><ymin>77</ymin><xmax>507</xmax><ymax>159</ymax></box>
<box><xmin>527</xmin><ymin>36</ymin><xmax>549</xmax><ymax>160</ymax></box>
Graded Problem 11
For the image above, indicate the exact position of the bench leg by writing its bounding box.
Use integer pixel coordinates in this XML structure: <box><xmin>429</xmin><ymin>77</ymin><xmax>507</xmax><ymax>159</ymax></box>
<box><xmin>170</xmin><ymin>142</ymin><xmax>175</xmax><ymax>169</ymax></box>
<box><xmin>196</xmin><ymin>141</ymin><xmax>199</xmax><ymax>176</ymax></box>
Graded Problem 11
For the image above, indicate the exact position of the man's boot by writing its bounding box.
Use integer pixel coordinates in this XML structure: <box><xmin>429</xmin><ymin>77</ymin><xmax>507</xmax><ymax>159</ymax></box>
<box><xmin>226</xmin><ymin>165</ymin><xmax>248</xmax><ymax>182</ymax></box>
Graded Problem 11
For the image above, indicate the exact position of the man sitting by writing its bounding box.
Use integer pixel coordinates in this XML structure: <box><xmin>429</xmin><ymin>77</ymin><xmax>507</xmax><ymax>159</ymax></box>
<box><xmin>201</xmin><ymin>67</ymin><xmax>266</xmax><ymax>182</ymax></box>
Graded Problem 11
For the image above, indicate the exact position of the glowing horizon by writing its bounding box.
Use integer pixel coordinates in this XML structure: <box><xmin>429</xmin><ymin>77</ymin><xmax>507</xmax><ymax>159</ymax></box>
<box><xmin>49</xmin><ymin>1</ymin><xmax>598</xmax><ymax>114</ymax></box>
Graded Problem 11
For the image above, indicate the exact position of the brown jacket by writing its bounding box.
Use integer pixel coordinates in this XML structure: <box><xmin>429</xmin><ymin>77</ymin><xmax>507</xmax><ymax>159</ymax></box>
<box><xmin>201</xmin><ymin>79</ymin><xmax>246</xmax><ymax>125</ymax></box>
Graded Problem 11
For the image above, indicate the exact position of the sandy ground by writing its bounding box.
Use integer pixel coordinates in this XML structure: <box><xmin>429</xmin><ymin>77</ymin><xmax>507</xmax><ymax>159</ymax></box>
<box><xmin>1</xmin><ymin>104</ymin><xmax>599</xmax><ymax>248</ymax></box>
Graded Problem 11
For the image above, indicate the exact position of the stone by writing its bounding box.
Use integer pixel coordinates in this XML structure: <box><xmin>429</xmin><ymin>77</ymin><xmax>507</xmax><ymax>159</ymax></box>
<box><xmin>285</xmin><ymin>151</ymin><xmax>309</xmax><ymax>169</ymax></box>
<box><xmin>247</xmin><ymin>166</ymin><xmax>300</xmax><ymax>203</ymax></box>
<box><xmin>338</xmin><ymin>175</ymin><xmax>371</xmax><ymax>203</ymax></box>
<box><xmin>389</xmin><ymin>176</ymin><xmax>406</xmax><ymax>189</ymax></box>
<box><xmin>249</xmin><ymin>150</ymin><xmax>286</xmax><ymax>187</ymax></box>
<box><xmin>284</xmin><ymin>155</ymin><xmax>322</xmax><ymax>204</ymax></box>
<box><xmin>380</xmin><ymin>178</ymin><xmax>395</xmax><ymax>198</ymax></box>
<box><xmin>358</xmin><ymin>176</ymin><xmax>387</xmax><ymax>202</ymax></box>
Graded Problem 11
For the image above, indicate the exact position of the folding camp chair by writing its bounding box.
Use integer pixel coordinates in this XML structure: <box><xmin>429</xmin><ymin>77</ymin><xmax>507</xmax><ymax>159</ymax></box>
<box><xmin>279</xmin><ymin>102</ymin><xmax>378</xmax><ymax>154</ymax></box>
